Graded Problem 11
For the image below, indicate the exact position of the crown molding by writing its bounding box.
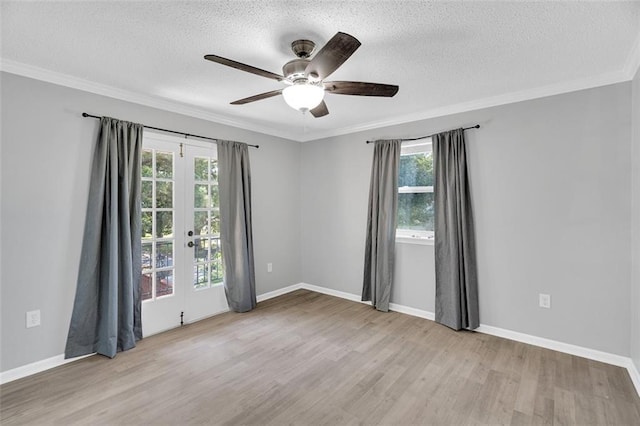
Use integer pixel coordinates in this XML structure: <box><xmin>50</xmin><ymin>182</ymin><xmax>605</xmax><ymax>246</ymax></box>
<box><xmin>1</xmin><ymin>56</ymin><xmax>635</xmax><ymax>144</ymax></box>
<box><xmin>299</xmin><ymin>68</ymin><xmax>631</xmax><ymax>142</ymax></box>
<box><xmin>0</xmin><ymin>59</ymin><xmax>299</xmax><ymax>141</ymax></box>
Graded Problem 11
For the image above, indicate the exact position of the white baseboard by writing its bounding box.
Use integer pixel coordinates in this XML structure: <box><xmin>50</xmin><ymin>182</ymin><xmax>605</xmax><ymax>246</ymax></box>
<box><xmin>474</xmin><ymin>324</ymin><xmax>631</xmax><ymax>369</ymax></box>
<box><xmin>295</xmin><ymin>283</ymin><xmax>640</xmax><ymax>398</ymax></box>
<box><xmin>256</xmin><ymin>283</ymin><xmax>303</xmax><ymax>302</ymax></box>
<box><xmin>300</xmin><ymin>283</ymin><xmax>366</xmax><ymax>304</ymax></box>
<box><xmin>628</xmin><ymin>359</ymin><xmax>640</xmax><ymax>395</ymax></box>
<box><xmin>298</xmin><ymin>282</ymin><xmax>436</xmax><ymax>320</ymax></box>
<box><xmin>0</xmin><ymin>353</ymin><xmax>92</xmax><ymax>385</ymax></box>
<box><xmin>3</xmin><ymin>282</ymin><xmax>640</xmax><ymax>399</ymax></box>
<box><xmin>1</xmin><ymin>284</ymin><xmax>302</xmax><ymax>385</ymax></box>
<box><xmin>388</xmin><ymin>302</ymin><xmax>435</xmax><ymax>321</ymax></box>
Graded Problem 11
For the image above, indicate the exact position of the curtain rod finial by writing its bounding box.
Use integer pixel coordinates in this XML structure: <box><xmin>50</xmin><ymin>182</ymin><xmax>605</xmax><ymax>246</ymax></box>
<box><xmin>82</xmin><ymin>112</ymin><xmax>88</xmax><ymax>117</ymax></box>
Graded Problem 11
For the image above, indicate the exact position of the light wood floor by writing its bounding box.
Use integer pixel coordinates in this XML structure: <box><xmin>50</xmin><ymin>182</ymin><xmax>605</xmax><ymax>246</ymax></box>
<box><xmin>2</xmin><ymin>289</ymin><xmax>639</xmax><ymax>425</ymax></box>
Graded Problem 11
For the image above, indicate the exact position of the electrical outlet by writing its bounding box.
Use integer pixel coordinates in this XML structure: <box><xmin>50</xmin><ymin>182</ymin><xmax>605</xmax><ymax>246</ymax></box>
<box><xmin>26</xmin><ymin>310</ymin><xmax>41</xmax><ymax>328</ymax></box>
<box><xmin>539</xmin><ymin>294</ymin><xmax>551</xmax><ymax>309</ymax></box>
<box><xmin>267</xmin><ymin>263</ymin><xmax>273</xmax><ymax>273</ymax></box>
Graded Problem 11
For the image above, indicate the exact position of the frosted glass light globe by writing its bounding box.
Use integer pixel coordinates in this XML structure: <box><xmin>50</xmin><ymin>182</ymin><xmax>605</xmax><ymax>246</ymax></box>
<box><xmin>282</xmin><ymin>83</ymin><xmax>324</xmax><ymax>111</ymax></box>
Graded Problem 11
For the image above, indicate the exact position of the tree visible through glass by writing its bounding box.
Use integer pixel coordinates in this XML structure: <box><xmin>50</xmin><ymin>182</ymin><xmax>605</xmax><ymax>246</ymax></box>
<box><xmin>398</xmin><ymin>151</ymin><xmax>434</xmax><ymax>232</ymax></box>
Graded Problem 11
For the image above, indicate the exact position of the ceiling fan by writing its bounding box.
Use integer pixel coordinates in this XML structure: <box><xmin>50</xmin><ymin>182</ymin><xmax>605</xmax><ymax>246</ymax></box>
<box><xmin>204</xmin><ymin>32</ymin><xmax>399</xmax><ymax>118</ymax></box>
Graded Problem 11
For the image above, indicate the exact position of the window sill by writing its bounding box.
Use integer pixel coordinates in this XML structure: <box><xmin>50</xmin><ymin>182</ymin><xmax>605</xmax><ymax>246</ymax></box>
<box><xmin>396</xmin><ymin>236</ymin><xmax>434</xmax><ymax>246</ymax></box>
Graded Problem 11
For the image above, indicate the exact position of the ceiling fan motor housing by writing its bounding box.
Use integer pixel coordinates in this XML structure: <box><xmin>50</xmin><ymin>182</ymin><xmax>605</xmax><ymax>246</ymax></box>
<box><xmin>291</xmin><ymin>39</ymin><xmax>315</xmax><ymax>58</ymax></box>
<box><xmin>283</xmin><ymin>58</ymin><xmax>311</xmax><ymax>82</ymax></box>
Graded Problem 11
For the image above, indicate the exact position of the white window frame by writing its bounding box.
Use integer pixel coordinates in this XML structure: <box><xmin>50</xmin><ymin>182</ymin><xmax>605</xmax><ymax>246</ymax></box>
<box><xmin>396</xmin><ymin>138</ymin><xmax>434</xmax><ymax>245</ymax></box>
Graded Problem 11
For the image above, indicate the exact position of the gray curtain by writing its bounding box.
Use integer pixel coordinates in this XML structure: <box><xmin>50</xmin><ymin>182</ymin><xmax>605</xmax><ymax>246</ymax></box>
<box><xmin>362</xmin><ymin>139</ymin><xmax>401</xmax><ymax>312</ymax></box>
<box><xmin>65</xmin><ymin>117</ymin><xmax>143</xmax><ymax>359</ymax></box>
<box><xmin>433</xmin><ymin>129</ymin><xmax>479</xmax><ymax>330</ymax></box>
<box><xmin>217</xmin><ymin>140</ymin><xmax>256</xmax><ymax>312</ymax></box>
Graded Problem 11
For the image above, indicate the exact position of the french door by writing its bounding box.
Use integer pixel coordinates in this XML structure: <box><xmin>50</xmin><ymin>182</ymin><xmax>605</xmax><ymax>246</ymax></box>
<box><xmin>141</xmin><ymin>132</ymin><xmax>228</xmax><ymax>337</ymax></box>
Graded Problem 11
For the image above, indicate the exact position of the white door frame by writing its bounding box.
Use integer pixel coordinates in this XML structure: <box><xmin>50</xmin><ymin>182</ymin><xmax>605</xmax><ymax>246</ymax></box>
<box><xmin>141</xmin><ymin>131</ymin><xmax>228</xmax><ymax>336</ymax></box>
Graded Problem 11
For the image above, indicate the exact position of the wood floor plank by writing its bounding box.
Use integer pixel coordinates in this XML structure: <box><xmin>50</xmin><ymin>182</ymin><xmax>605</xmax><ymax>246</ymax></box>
<box><xmin>1</xmin><ymin>289</ymin><xmax>639</xmax><ymax>425</ymax></box>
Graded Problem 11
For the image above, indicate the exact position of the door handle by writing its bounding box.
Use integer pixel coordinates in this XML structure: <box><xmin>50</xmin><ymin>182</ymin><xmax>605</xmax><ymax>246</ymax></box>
<box><xmin>187</xmin><ymin>241</ymin><xmax>194</xmax><ymax>248</ymax></box>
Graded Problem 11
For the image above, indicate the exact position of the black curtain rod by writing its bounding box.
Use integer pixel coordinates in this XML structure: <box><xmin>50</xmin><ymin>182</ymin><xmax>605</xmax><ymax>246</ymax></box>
<box><xmin>365</xmin><ymin>124</ymin><xmax>480</xmax><ymax>144</ymax></box>
<box><xmin>82</xmin><ymin>113</ymin><xmax>259</xmax><ymax>149</ymax></box>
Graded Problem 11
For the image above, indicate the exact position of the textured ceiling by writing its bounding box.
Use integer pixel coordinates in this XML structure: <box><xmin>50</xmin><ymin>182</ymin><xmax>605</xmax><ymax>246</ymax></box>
<box><xmin>2</xmin><ymin>1</ymin><xmax>640</xmax><ymax>141</ymax></box>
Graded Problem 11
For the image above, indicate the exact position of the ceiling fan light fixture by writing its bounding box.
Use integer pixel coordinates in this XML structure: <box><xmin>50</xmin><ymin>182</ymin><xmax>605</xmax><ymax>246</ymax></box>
<box><xmin>205</xmin><ymin>32</ymin><xmax>397</xmax><ymax>118</ymax></box>
<box><xmin>282</xmin><ymin>82</ymin><xmax>324</xmax><ymax>112</ymax></box>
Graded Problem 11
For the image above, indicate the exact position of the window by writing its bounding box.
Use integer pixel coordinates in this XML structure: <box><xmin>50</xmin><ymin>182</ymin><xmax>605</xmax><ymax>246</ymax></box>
<box><xmin>397</xmin><ymin>138</ymin><xmax>434</xmax><ymax>242</ymax></box>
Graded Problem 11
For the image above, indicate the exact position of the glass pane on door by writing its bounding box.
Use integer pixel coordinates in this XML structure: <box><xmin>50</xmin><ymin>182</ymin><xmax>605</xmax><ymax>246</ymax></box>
<box><xmin>192</xmin><ymin>157</ymin><xmax>223</xmax><ymax>289</ymax></box>
<box><xmin>141</xmin><ymin>148</ymin><xmax>176</xmax><ymax>301</ymax></box>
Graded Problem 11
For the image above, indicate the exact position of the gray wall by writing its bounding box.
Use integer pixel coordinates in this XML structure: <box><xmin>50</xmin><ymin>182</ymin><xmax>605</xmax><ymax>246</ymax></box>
<box><xmin>2</xmin><ymin>70</ymin><xmax>636</xmax><ymax>374</ymax></box>
<box><xmin>632</xmin><ymin>67</ymin><xmax>640</xmax><ymax>371</ymax></box>
<box><xmin>0</xmin><ymin>72</ymin><xmax>302</xmax><ymax>372</ymax></box>
<box><xmin>301</xmin><ymin>82</ymin><xmax>632</xmax><ymax>356</ymax></box>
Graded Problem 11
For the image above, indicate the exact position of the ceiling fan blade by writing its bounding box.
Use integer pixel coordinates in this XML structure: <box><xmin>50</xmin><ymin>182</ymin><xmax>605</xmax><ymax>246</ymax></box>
<box><xmin>310</xmin><ymin>100</ymin><xmax>329</xmax><ymax>118</ymax></box>
<box><xmin>305</xmin><ymin>32</ymin><xmax>361</xmax><ymax>80</ymax></box>
<box><xmin>324</xmin><ymin>81</ymin><xmax>399</xmax><ymax>97</ymax></box>
<box><xmin>230</xmin><ymin>89</ymin><xmax>283</xmax><ymax>105</ymax></box>
<box><xmin>204</xmin><ymin>54</ymin><xmax>284</xmax><ymax>81</ymax></box>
